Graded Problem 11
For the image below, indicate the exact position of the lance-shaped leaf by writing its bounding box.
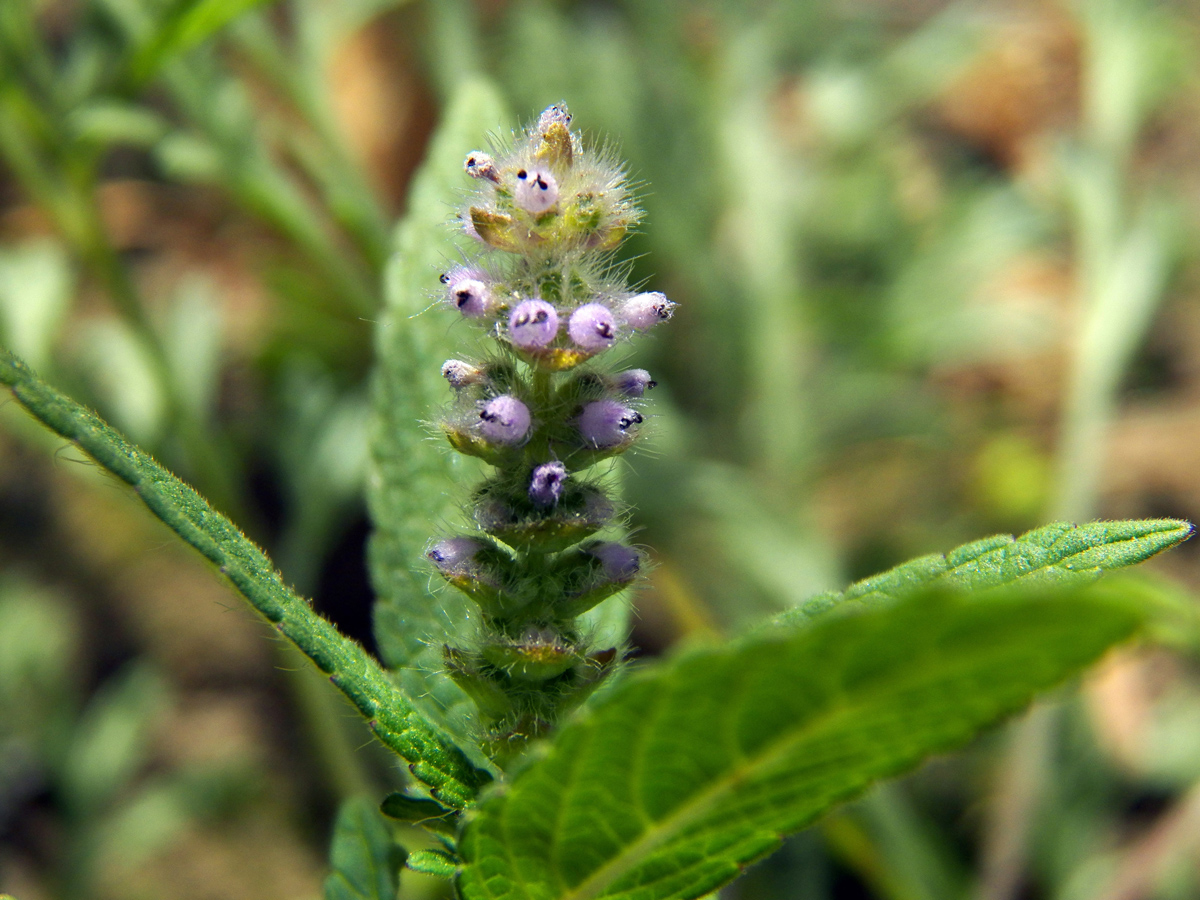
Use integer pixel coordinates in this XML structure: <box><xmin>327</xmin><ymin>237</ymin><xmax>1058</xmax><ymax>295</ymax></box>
<box><xmin>457</xmin><ymin>585</ymin><xmax>1145</xmax><ymax>900</ymax></box>
<box><xmin>777</xmin><ymin>519</ymin><xmax>1193</xmax><ymax>627</ymax></box>
<box><xmin>367</xmin><ymin>76</ymin><xmax>508</xmax><ymax>744</ymax></box>
<box><xmin>0</xmin><ymin>351</ymin><xmax>489</xmax><ymax>808</ymax></box>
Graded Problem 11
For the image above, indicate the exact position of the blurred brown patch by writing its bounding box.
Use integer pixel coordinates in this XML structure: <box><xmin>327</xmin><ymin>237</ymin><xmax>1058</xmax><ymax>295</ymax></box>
<box><xmin>934</xmin><ymin>11</ymin><xmax>1080</xmax><ymax>172</ymax></box>
<box><xmin>327</xmin><ymin>9</ymin><xmax>436</xmax><ymax>214</ymax></box>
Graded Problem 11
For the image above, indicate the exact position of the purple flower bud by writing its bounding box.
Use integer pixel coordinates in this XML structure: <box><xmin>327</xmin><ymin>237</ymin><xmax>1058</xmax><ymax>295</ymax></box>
<box><xmin>442</xmin><ymin>267</ymin><xmax>492</xmax><ymax>318</ymax></box>
<box><xmin>568</xmin><ymin>303</ymin><xmax>618</xmax><ymax>352</ymax></box>
<box><xmin>611</xmin><ymin>369</ymin><xmax>657</xmax><ymax>397</ymax></box>
<box><xmin>588</xmin><ymin>542</ymin><xmax>641</xmax><ymax>582</ymax></box>
<box><xmin>478</xmin><ymin>395</ymin><xmax>531</xmax><ymax>444</ymax></box>
<box><xmin>508</xmin><ymin>299</ymin><xmax>559</xmax><ymax>350</ymax></box>
<box><xmin>427</xmin><ymin>537</ymin><xmax>483</xmax><ymax>574</ymax></box>
<box><xmin>577</xmin><ymin>400</ymin><xmax>642</xmax><ymax>448</ymax></box>
<box><xmin>537</xmin><ymin>103</ymin><xmax>572</xmax><ymax>133</ymax></box>
<box><xmin>464</xmin><ymin>151</ymin><xmax>500</xmax><ymax>183</ymax></box>
<box><xmin>442</xmin><ymin>359</ymin><xmax>485</xmax><ymax>389</ymax></box>
<box><xmin>529</xmin><ymin>461</ymin><xmax>568</xmax><ymax>507</ymax></box>
<box><xmin>514</xmin><ymin>166</ymin><xmax>559</xmax><ymax>214</ymax></box>
<box><xmin>621</xmin><ymin>292</ymin><xmax>676</xmax><ymax>330</ymax></box>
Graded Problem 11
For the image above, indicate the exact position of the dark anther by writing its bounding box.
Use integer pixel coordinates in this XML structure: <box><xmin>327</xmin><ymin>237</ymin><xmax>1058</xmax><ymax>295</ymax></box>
<box><xmin>517</xmin><ymin>169</ymin><xmax>528</xmax><ymax>180</ymax></box>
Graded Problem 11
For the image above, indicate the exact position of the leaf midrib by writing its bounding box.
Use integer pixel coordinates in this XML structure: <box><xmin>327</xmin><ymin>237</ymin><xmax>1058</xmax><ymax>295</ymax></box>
<box><xmin>544</xmin><ymin>613</ymin><xmax>1110</xmax><ymax>900</ymax></box>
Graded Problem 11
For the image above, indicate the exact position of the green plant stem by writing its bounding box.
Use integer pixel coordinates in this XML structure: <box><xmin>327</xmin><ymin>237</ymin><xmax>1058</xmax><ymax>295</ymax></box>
<box><xmin>0</xmin><ymin>351</ymin><xmax>492</xmax><ymax>808</ymax></box>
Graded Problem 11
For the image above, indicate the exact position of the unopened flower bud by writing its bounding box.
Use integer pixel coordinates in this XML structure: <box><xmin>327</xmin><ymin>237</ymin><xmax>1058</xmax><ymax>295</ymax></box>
<box><xmin>588</xmin><ymin>542</ymin><xmax>641</xmax><ymax>582</ymax></box>
<box><xmin>427</xmin><ymin>537</ymin><xmax>483</xmax><ymax>574</ymax></box>
<box><xmin>568</xmin><ymin>303</ymin><xmax>618</xmax><ymax>352</ymax></box>
<box><xmin>442</xmin><ymin>267</ymin><xmax>492</xmax><ymax>318</ymax></box>
<box><xmin>464</xmin><ymin>151</ymin><xmax>500</xmax><ymax>182</ymax></box>
<box><xmin>537</xmin><ymin>103</ymin><xmax>572</xmax><ymax>133</ymax></box>
<box><xmin>442</xmin><ymin>359</ymin><xmax>485</xmax><ymax>389</ymax></box>
<box><xmin>621</xmin><ymin>292</ymin><xmax>676</xmax><ymax>330</ymax></box>
<box><xmin>577</xmin><ymin>400</ymin><xmax>642</xmax><ymax>448</ymax></box>
<box><xmin>529</xmin><ymin>461</ymin><xmax>568</xmax><ymax>507</ymax></box>
<box><xmin>479</xmin><ymin>395</ymin><xmax>531</xmax><ymax>444</ymax></box>
<box><xmin>508</xmin><ymin>299</ymin><xmax>559</xmax><ymax>350</ymax></box>
<box><xmin>611</xmin><ymin>369</ymin><xmax>656</xmax><ymax>397</ymax></box>
<box><xmin>514</xmin><ymin>167</ymin><xmax>559</xmax><ymax>214</ymax></box>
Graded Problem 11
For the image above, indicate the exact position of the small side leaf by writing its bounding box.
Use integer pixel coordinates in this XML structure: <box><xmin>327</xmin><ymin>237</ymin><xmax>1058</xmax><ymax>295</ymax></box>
<box><xmin>778</xmin><ymin>519</ymin><xmax>1193</xmax><ymax>627</ymax></box>
<box><xmin>0</xmin><ymin>351</ymin><xmax>489</xmax><ymax>808</ymax></box>
<box><xmin>458</xmin><ymin>585</ymin><xmax>1144</xmax><ymax>900</ymax></box>
<box><xmin>324</xmin><ymin>797</ymin><xmax>404</xmax><ymax>900</ymax></box>
<box><xmin>407</xmin><ymin>848</ymin><xmax>459</xmax><ymax>879</ymax></box>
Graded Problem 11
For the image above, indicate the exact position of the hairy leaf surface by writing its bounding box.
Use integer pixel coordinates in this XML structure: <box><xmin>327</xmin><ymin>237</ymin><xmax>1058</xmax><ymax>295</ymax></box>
<box><xmin>458</xmin><ymin>587</ymin><xmax>1143</xmax><ymax>900</ymax></box>
<box><xmin>368</xmin><ymin>77</ymin><xmax>508</xmax><ymax>743</ymax></box>
<box><xmin>0</xmin><ymin>351</ymin><xmax>489</xmax><ymax>807</ymax></box>
<box><xmin>777</xmin><ymin>519</ymin><xmax>1192</xmax><ymax>627</ymax></box>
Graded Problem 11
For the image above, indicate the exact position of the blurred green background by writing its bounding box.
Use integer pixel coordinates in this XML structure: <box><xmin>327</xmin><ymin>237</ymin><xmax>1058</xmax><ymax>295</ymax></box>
<box><xmin>5</xmin><ymin>0</ymin><xmax>1200</xmax><ymax>897</ymax></box>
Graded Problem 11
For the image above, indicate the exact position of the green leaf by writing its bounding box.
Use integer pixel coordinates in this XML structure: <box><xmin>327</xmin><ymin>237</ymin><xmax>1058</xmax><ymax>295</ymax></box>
<box><xmin>407</xmin><ymin>848</ymin><xmax>459</xmax><ymax>879</ymax></box>
<box><xmin>130</xmin><ymin>0</ymin><xmax>278</xmax><ymax>85</ymax></box>
<box><xmin>457</xmin><ymin>586</ymin><xmax>1144</xmax><ymax>900</ymax></box>
<box><xmin>0</xmin><ymin>351</ymin><xmax>489</xmax><ymax>808</ymax></box>
<box><xmin>776</xmin><ymin>519</ymin><xmax>1193</xmax><ymax>627</ymax></box>
<box><xmin>324</xmin><ymin>796</ymin><xmax>403</xmax><ymax>900</ymax></box>
<box><xmin>367</xmin><ymin>76</ymin><xmax>509</xmax><ymax>743</ymax></box>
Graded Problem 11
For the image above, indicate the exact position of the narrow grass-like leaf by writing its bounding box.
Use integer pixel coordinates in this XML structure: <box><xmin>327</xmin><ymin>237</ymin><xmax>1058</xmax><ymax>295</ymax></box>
<box><xmin>367</xmin><ymin>77</ymin><xmax>508</xmax><ymax>741</ymax></box>
<box><xmin>457</xmin><ymin>586</ymin><xmax>1144</xmax><ymax>900</ymax></box>
<box><xmin>324</xmin><ymin>797</ymin><xmax>403</xmax><ymax>900</ymax></box>
<box><xmin>0</xmin><ymin>351</ymin><xmax>489</xmax><ymax>808</ymax></box>
<box><xmin>777</xmin><ymin>519</ymin><xmax>1193</xmax><ymax>627</ymax></box>
<box><xmin>130</xmin><ymin>0</ymin><xmax>277</xmax><ymax>84</ymax></box>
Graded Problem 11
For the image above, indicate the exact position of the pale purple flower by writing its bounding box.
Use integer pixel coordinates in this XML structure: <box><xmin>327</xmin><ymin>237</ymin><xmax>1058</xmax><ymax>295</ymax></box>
<box><xmin>529</xmin><ymin>461</ymin><xmax>569</xmax><ymax>507</ymax></box>
<box><xmin>508</xmin><ymin>299</ymin><xmax>559</xmax><ymax>350</ymax></box>
<box><xmin>588</xmin><ymin>542</ymin><xmax>641</xmax><ymax>582</ymax></box>
<box><xmin>621</xmin><ymin>292</ymin><xmax>676</xmax><ymax>330</ymax></box>
<box><xmin>442</xmin><ymin>267</ymin><xmax>492</xmax><ymax>318</ymax></box>
<box><xmin>577</xmin><ymin>400</ymin><xmax>642</xmax><ymax>448</ymax></box>
<box><xmin>479</xmin><ymin>395</ymin><xmax>531</xmax><ymax>444</ymax></box>
<box><xmin>611</xmin><ymin>369</ymin><xmax>656</xmax><ymax>397</ymax></box>
<box><xmin>568</xmin><ymin>303</ymin><xmax>618</xmax><ymax>352</ymax></box>
<box><xmin>514</xmin><ymin>167</ymin><xmax>559</xmax><ymax>214</ymax></box>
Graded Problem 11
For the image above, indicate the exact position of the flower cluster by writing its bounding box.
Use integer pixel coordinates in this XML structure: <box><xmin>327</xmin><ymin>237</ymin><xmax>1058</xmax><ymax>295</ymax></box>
<box><xmin>425</xmin><ymin>104</ymin><xmax>674</xmax><ymax>756</ymax></box>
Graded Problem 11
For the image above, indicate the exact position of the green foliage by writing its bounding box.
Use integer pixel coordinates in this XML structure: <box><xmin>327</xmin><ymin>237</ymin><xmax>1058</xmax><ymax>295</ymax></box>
<box><xmin>778</xmin><ymin>519</ymin><xmax>1194</xmax><ymax>626</ymax></box>
<box><xmin>0</xmin><ymin>350</ymin><xmax>489</xmax><ymax>808</ymax></box>
<box><xmin>323</xmin><ymin>797</ymin><xmax>404</xmax><ymax>900</ymax></box>
<box><xmin>457</xmin><ymin>586</ymin><xmax>1145</xmax><ymax>900</ymax></box>
<box><xmin>367</xmin><ymin>76</ymin><xmax>509</xmax><ymax>743</ymax></box>
<box><xmin>130</xmin><ymin>0</ymin><xmax>280</xmax><ymax>84</ymax></box>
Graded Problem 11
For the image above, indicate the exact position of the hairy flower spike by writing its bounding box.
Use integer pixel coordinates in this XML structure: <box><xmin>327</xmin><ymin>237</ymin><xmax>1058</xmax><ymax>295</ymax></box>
<box><xmin>431</xmin><ymin>104</ymin><xmax>676</xmax><ymax>757</ymax></box>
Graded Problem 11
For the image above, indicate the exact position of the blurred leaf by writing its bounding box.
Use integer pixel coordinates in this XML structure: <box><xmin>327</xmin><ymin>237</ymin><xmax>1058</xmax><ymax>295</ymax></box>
<box><xmin>164</xmin><ymin>276</ymin><xmax>223</xmax><ymax>419</ymax></box>
<box><xmin>458</xmin><ymin>585</ymin><xmax>1144</xmax><ymax>900</ymax></box>
<box><xmin>367</xmin><ymin>75</ymin><xmax>508</xmax><ymax>746</ymax></box>
<box><xmin>324</xmin><ymin>796</ymin><xmax>403</xmax><ymax>900</ymax></box>
<box><xmin>66</xmin><ymin>101</ymin><xmax>169</xmax><ymax>147</ymax></box>
<box><xmin>59</xmin><ymin>663</ymin><xmax>167</xmax><ymax>817</ymax></box>
<box><xmin>0</xmin><ymin>239</ymin><xmax>72</xmax><ymax>372</ymax></box>
<box><xmin>778</xmin><ymin>519</ymin><xmax>1193</xmax><ymax>628</ymax></box>
<box><xmin>130</xmin><ymin>0</ymin><xmax>279</xmax><ymax>85</ymax></box>
<box><xmin>0</xmin><ymin>351</ymin><xmax>491</xmax><ymax>807</ymax></box>
<box><xmin>76</xmin><ymin>316</ymin><xmax>166</xmax><ymax>445</ymax></box>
